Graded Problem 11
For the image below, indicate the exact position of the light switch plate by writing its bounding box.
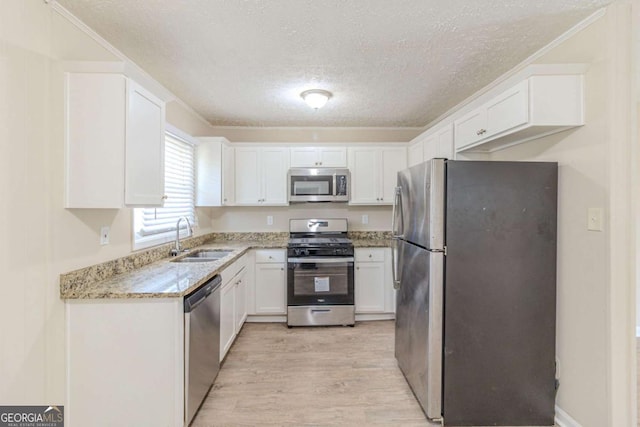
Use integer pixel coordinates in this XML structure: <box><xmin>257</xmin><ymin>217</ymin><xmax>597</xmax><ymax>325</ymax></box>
<box><xmin>362</xmin><ymin>214</ymin><xmax>369</xmax><ymax>225</ymax></box>
<box><xmin>267</xmin><ymin>215</ymin><xmax>273</xmax><ymax>226</ymax></box>
<box><xmin>100</xmin><ymin>226</ymin><xmax>110</xmax><ymax>245</ymax></box>
<box><xmin>587</xmin><ymin>208</ymin><xmax>603</xmax><ymax>232</ymax></box>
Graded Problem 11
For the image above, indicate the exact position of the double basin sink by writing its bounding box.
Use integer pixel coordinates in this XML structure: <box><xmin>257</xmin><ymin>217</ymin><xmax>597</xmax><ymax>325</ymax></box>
<box><xmin>171</xmin><ymin>249</ymin><xmax>234</xmax><ymax>263</ymax></box>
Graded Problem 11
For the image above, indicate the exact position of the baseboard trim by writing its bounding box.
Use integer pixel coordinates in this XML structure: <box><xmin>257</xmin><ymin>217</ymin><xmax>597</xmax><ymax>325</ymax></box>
<box><xmin>245</xmin><ymin>315</ymin><xmax>286</xmax><ymax>323</ymax></box>
<box><xmin>555</xmin><ymin>405</ymin><xmax>582</xmax><ymax>427</ymax></box>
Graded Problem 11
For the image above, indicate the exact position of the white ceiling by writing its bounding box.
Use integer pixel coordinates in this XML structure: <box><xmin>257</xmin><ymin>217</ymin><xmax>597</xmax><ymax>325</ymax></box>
<box><xmin>56</xmin><ymin>0</ymin><xmax>611</xmax><ymax>128</ymax></box>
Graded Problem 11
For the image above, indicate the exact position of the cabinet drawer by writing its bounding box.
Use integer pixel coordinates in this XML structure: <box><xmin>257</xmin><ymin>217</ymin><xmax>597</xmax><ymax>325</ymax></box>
<box><xmin>254</xmin><ymin>249</ymin><xmax>286</xmax><ymax>263</ymax></box>
<box><xmin>355</xmin><ymin>248</ymin><xmax>385</xmax><ymax>262</ymax></box>
<box><xmin>220</xmin><ymin>254</ymin><xmax>247</xmax><ymax>284</ymax></box>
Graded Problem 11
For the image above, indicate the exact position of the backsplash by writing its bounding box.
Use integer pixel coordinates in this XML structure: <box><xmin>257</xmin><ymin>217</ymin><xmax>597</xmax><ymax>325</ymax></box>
<box><xmin>348</xmin><ymin>231</ymin><xmax>393</xmax><ymax>240</ymax></box>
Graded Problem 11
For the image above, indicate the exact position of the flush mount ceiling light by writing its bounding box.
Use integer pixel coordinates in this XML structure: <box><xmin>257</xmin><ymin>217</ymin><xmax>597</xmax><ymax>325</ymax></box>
<box><xmin>300</xmin><ymin>89</ymin><xmax>332</xmax><ymax>109</ymax></box>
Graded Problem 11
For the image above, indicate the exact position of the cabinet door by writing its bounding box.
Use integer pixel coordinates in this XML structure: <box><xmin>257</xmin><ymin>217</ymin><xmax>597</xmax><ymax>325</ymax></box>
<box><xmin>125</xmin><ymin>80</ymin><xmax>165</xmax><ymax>206</ymax></box>
<box><xmin>235</xmin><ymin>269</ymin><xmax>247</xmax><ymax>331</ymax></box>
<box><xmin>222</xmin><ymin>144</ymin><xmax>235</xmax><ymax>205</ymax></box>
<box><xmin>436</xmin><ymin>126</ymin><xmax>454</xmax><ymax>159</ymax></box>
<box><xmin>261</xmin><ymin>147</ymin><xmax>289</xmax><ymax>205</ymax></box>
<box><xmin>407</xmin><ymin>142</ymin><xmax>423</xmax><ymax>167</ymax></box>
<box><xmin>254</xmin><ymin>263</ymin><xmax>286</xmax><ymax>314</ymax></box>
<box><xmin>290</xmin><ymin>147</ymin><xmax>318</xmax><ymax>167</ymax></box>
<box><xmin>64</xmin><ymin>73</ymin><xmax>125</xmax><ymax>208</ymax></box>
<box><xmin>454</xmin><ymin>107</ymin><xmax>486</xmax><ymax>150</ymax></box>
<box><xmin>422</xmin><ymin>134</ymin><xmax>438</xmax><ymax>162</ymax></box>
<box><xmin>234</xmin><ymin>148</ymin><xmax>261</xmax><ymax>205</ymax></box>
<box><xmin>485</xmin><ymin>80</ymin><xmax>529</xmax><ymax>138</ymax></box>
<box><xmin>380</xmin><ymin>147</ymin><xmax>407</xmax><ymax>204</ymax></box>
<box><xmin>355</xmin><ymin>262</ymin><xmax>386</xmax><ymax>313</ymax></box>
<box><xmin>195</xmin><ymin>139</ymin><xmax>222</xmax><ymax>207</ymax></box>
<box><xmin>318</xmin><ymin>147</ymin><xmax>347</xmax><ymax>167</ymax></box>
<box><xmin>348</xmin><ymin>147</ymin><xmax>379</xmax><ymax>204</ymax></box>
<box><xmin>220</xmin><ymin>281</ymin><xmax>236</xmax><ymax>360</ymax></box>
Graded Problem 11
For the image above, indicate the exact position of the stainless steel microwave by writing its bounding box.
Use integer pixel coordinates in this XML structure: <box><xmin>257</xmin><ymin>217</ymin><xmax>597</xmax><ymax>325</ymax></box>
<box><xmin>288</xmin><ymin>168</ymin><xmax>350</xmax><ymax>202</ymax></box>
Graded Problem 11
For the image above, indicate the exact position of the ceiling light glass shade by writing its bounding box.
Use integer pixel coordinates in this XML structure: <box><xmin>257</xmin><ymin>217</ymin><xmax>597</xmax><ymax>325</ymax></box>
<box><xmin>300</xmin><ymin>89</ymin><xmax>332</xmax><ymax>109</ymax></box>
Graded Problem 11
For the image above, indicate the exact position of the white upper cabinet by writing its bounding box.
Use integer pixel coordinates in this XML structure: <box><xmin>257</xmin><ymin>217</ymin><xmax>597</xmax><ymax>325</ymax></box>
<box><xmin>407</xmin><ymin>141</ymin><xmax>424</xmax><ymax>167</ymax></box>
<box><xmin>222</xmin><ymin>144</ymin><xmax>235</xmax><ymax>206</ymax></box>
<box><xmin>423</xmin><ymin>124</ymin><xmax>454</xmax><ymax>162</ymax></box>
<box><xmin>235</xmin><ymin>147</ymin><xmax>289</xmax><ymax>206</ymax></box>
<box><xmin>349</xmin><ymin>146</ymin><xmax>407</xmax><ymax>205</ymax></box>
<box><xmin>64</xmin><ymin>73</ymin><xmax>126</xmax><ymax>208</ymax></box>
<box><xmin>125</xmin><ymin>80</ymin><xmax>166</xmax><ymax>206</ymax></box>
<box><xmin>196</xmin><ymin>137</ymin><xmax>234</xmax><ymax>206</ymax></box>
<box><xmin>64</xmin><ymin>72</ymin><xmax>165</xmax><ymax>208</ymax></box>
<box><xmin>290</xmin><ymin>146</ymin><xmax>347</xmax><ymax>167</ymax></box>
<box><xmin>454</xmin><ymin>74</ymin><xmax>584</xmax><ymax>153</ymax></box>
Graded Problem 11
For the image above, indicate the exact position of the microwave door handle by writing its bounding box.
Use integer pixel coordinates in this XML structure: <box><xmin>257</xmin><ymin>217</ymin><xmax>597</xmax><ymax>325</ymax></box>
<box><xmin>332</xmin><ymin>174</ymin><xmax>337</xmax><ymax>196</ymax></box>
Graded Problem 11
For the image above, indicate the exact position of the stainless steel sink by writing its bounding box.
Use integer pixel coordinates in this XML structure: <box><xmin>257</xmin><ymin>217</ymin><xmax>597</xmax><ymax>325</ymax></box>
<box><xmin>171</xmin><ymin>249</ymin><xmax>233</xmax><ymax>263</ymax></box>
<box><xmin>188</xmin><ymin>250</ymin><xmax>233</xmax><ymax>259</ymax></box>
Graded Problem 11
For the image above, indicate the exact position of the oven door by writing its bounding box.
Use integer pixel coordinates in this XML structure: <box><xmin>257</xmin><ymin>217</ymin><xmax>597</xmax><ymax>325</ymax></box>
<box><xmin>287</xmin><ymin>257</ymin><xmax>354</xmax><ymax>306</ymax></box>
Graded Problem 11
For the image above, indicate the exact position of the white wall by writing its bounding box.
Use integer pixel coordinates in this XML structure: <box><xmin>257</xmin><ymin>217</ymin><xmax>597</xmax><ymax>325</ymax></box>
<box><xmin>210</xmin><ymin>204</ymin><xmax>391</xmax><ymax>232</ymax></box>
<box><xmin>0</xmin><ymin>0</ymin><xmax>217</xmax><ymax>405</ymax></box>
<box><xmin>489</xmin><ymin>5</ymin><xmax>635</xmax><ymax>426</ymax></box>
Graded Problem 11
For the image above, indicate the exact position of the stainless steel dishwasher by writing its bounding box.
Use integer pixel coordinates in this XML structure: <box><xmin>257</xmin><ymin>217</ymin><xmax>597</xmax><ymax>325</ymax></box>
<box><xmin>184</xmin><ymin>274</ymin><xmax>221</xmax><ymax>425</ymax></box>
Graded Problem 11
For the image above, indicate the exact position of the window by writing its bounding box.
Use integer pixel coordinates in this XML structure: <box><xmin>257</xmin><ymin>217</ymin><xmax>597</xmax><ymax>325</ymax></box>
<box><xmin>133</xmin><ymin>128</ymin><xmax>196</xmax><ymax>250</ymax></box>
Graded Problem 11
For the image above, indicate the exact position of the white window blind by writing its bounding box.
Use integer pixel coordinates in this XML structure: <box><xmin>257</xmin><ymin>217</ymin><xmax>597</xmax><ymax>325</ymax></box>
<box><xmin>135</xmin><ymin>133</ymin><xmax>196</xmax><ymax>239</ymax></box>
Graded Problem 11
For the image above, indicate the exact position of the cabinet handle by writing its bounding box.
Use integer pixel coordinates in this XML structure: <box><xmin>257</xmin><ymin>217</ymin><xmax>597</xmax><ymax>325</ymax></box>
<box><xmin>161</xmin><ymin>195</ymin><xmax>168</xmax><ymax>200</ymax></box>
<box><xmin>356</xmin><ymin>266</ymin><xmax>360</xmax><ymax>270</ymax></box>
<box><xmin>476</xmin><ymin>128</ymin><xmax>487</xmax><ymax>135</ymax></box>
<box><xmin>319</xmin><ymin>162</ymin><xmax>322</xmax><ymax>165</ymax></box>
<box><xmin>368</xmin><ymin>254</ymin><xmax>372</xmax><ymax>258</ymax></box>
<box><xmin>280</xmin><ymin>267</ymin><xmax>284</xmax><ymax>271</ymax></box>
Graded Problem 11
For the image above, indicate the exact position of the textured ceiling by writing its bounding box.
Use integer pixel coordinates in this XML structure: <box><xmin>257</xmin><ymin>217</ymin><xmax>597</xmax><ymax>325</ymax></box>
<box><xmin>56</xmin><ymin>0</ymin><xmax>611</xmax><ymax>127</ymax></box>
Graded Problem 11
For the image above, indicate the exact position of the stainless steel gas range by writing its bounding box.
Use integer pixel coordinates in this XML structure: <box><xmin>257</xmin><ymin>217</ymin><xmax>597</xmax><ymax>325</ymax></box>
<box><xmin>287</xmin><ymin>219</ymin><xmax>355</xmax><ymax>327</ymax></box>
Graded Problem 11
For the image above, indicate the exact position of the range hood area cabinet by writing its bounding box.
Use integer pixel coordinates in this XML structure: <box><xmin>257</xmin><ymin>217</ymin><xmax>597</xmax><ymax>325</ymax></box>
<box><xmin>64</xmin><ymin>72</ymin><xmax>166</xmax><ymax>208</ymax></box>
<box><xmin>348</xmin><ymin>146</ymin><xmax>407</xmax><ymax>205</ymax></box>
<box><xmin>454</xmin><ymin>74</ymin><xmax>584</xmax><ymax>153</ymax></box>
<box><xmin>290</xmin><ymin>146</ymin><xmax>347</xmax><ymax>168</ymax></box>
<box><xmin>196</xmin><ymin>137</ymin><xmax>235</xmax><ymax>207</ymax></box>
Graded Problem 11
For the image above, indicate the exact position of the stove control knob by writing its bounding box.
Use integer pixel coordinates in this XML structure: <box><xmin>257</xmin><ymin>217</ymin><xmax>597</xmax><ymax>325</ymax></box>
<box><xmin>304</xmin><ymin>249</ymin><xmax>310</xmax><ymax>257</ymax></box>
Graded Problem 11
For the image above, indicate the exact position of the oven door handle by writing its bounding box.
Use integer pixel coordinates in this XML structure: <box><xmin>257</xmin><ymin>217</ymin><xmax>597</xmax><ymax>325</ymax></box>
<box><xmin>288</xmin><ymin>257</ymin><xmax>354</xmax><ymax>264</ymax></box>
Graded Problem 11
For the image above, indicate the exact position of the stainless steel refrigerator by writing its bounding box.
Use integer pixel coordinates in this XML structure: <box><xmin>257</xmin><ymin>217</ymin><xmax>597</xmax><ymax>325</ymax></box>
<box><xmin>392</xmin><ymin>159</ymin><xmax>557</xmax><ymax>426</ymax></box>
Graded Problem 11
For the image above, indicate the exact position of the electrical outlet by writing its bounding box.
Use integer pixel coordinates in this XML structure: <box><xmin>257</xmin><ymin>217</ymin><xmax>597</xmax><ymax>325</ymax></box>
<box><xmin>362</xmin><ymin>214</ymin><xmax>369</xmax><ymax>225</ymax></box>
<box><xmin>100</xmin><ymin>226</ymin><xmax>110</xmax><ymax>245</ymax></box>
<box><xmin>267</xmin><ymin>215</ymin><xmax>273</xmax><ymax>226</ymax></box>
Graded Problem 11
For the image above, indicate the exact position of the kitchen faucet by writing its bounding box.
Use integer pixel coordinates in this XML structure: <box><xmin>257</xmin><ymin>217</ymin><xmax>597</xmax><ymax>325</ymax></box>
<box><xmin>170</xmin><ymin>216</ymin><xmax>193</xmax><ymax>256</ymax></box>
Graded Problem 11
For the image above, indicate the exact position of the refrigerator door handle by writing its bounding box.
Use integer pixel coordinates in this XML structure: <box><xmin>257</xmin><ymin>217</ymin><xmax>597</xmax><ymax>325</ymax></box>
<box><xmin>391</xmin><ymin>239</ymin><xmax>400</xmax><ymax>289</ymax></box>
<box><xmin>392</xmin><ymin>186</ymin><xmax>404</xmax><ymax>238</ymax></box>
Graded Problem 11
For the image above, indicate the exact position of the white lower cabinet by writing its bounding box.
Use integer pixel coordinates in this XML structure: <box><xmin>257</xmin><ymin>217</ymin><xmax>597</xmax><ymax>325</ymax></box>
<box><xmin>66</xmin><ymin>298</ymin><xmax>184</xmax><ymax>426</ymax></box>
<box><xmin>220</xmin><ymin>279</ymin><xmax>236</xmax><ymax>360</ymax></box>
<box><xmin>254</xmin><ymin>249</ymin><xmax>287</xmax><ymax>315</ymax></box>
<box><xmin>354</xmin><ymin>248</ymin><xmax>395</xmax><ymax>315</ymax></box>
<box><xmin>219</xmin><ymin>255</ymin><xmax>250</xmax><ymax>361</ymax></box>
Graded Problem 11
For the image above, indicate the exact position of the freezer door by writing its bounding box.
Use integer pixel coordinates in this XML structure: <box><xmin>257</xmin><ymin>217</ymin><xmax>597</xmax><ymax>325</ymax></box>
<box><xmin>394</xmin><ymin>239</ymin><xmax>443</xmax><ymax>420</ymax></box>
<box><xmin>443</xmin><ymin>160</ymin><xmax>557</xmax><ymax>426</ymax></box>
<box><xmin>396</xmin><ymin>159</ymin><xmax>445</xmax><ymax>250</ymax></box>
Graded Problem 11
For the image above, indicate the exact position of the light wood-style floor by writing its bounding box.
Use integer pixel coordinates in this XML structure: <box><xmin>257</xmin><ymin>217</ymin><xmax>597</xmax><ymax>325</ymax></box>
<box><xmin>192</xmin><ymin>320</ymin><xmax>430</xmax><ymax>426</ymax></box>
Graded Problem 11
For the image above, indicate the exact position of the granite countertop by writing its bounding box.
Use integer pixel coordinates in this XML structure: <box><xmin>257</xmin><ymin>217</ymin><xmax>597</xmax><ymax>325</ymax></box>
<box><xmin>60</xmin><ymin>233</ymin><xmax>392</xmax><ymax>301</ymax></box>
<box><xmin>61</xmin><ymin>240</ymin><xmax>287</xmax><ymax>300</ymax></box>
